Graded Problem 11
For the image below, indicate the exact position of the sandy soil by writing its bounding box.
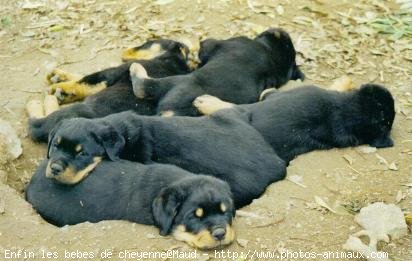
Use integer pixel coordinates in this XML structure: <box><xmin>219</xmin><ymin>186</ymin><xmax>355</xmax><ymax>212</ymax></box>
<box><xmin>0</xmin><ymin>0</ymin><xmax>411</xmax><ymax>260</ymax></box>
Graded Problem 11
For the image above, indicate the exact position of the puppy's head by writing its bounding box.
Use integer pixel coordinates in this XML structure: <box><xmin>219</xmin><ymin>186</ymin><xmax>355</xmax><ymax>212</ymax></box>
<box><xmin>152</xmin><ymin>176</ymin><xmax>236</xmax><ymax>249</ymax></box>
<box><xmin>356</xmin><ymin>84</ymin><xmax>395</xmax><ymax>148</ymax></box>
<box><xmin>46</xmin><ymin>118</ymin><xmax>125</xmax><ymax>184</ymax></box>
<box><xmin>122</xmin><ymin>39</ymin><xmax>189</xmax><ymax>62</ymax></box>
<box><xmin>255</xmin><ymin>28</ymin><xmax>304</xmax><ymax>83</ymax></box>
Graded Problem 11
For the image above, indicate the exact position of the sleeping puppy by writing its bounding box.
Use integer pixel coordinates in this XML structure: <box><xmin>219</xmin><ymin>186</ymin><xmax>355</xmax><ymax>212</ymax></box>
<box><xmin>28</xmin><ymin>39</ymin><xmax>191</xmax><ymax>142</ymax></box>
<box><xmin>193</xmin><ymin>84</ymin><xmax>395</xmax><ymax>162</ymax></box>
<box><xmin>45</xmin><ymin>110</ymin><xmax>286</xmax><ymax>208</ymax></box>
<box><xmin>26</xmin><ymin>160</ymin><xmax>235</xmax><ymax>249</ymax></box>
<box><xmin>130</xmin><ymin>28</ymin><xmax>304</xmax><ymax>116</ymax></box>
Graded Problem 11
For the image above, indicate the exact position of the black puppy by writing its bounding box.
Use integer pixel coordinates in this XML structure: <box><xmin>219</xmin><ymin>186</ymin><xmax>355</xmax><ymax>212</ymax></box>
<box><xmin>45</xmin><ymin>109</ymin><xmax>286</xmax><ymax>208</ymax></box>
<box><xmin>130</xmin><ymin>28</ymin><xmax>304</xmax><ymax>116</ymax></box>
<box><xmin>193</xmin><ymin>84</ymin><xmax>395</xmax><ymax>162</ymax></box>
<box><xmin>28</xmin><ymin>39</ymin><xmax>191</xmax><ymax>142</ymax></box>
<box><xmin>26</xmin><ymin>160</ymin><xmax>235</xmax><ymax>249</ymax></box>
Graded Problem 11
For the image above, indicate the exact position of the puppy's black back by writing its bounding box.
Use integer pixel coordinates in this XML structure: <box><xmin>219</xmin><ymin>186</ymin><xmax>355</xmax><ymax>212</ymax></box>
<box><xmin>243</xmin><ymin>85</ymin><xmax>395</xmax><ymax>162</ymax></box>
<box><xmin>26</xmin><ymin>160</ymin><xmax>190</xmax><ymax>226</ymax></box>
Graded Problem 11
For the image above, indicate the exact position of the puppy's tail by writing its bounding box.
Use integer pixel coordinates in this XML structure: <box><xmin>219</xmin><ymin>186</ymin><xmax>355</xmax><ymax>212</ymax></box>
<box><xmin>29</xmin><ymin>103</ymin><xmax>94</xmax><ymax>142</ymax></box>
<box><xmin>130</xmin><ymin>63</ymin><xmax>174</xmax><ymax>102</ymax></box>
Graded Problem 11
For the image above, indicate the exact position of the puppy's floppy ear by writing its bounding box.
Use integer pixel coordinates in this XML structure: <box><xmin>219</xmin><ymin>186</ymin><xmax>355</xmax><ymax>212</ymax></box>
<box><xmin>46</xmin><ymin>121</ymin><xmax>63</xmax><ymax>159</ymax></box>
<box><xmin>152</xmin><ymin>186</ymin><xmax>186</xmax><ymax>236</ymax></box>
<box><xmin>198</xmin><ymin>39</ymin><xmax>219</xmax><ymax>64</ymax></box>
<box><xmin>94</xmin><ymin>123</ymin><xmax>125</xmax><ymax>161</ymax></box>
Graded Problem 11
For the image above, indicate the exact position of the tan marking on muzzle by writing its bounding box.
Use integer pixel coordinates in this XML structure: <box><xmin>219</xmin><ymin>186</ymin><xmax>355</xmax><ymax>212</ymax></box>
<box><xmin>45</xmin><ymin>157</ymin><xmax>102</xmax><ymax>185</ymax></box>
<box><xmin>172</xmin><ymin>224</ymin><xmax>236</xmax><ymax>249</ymax></box>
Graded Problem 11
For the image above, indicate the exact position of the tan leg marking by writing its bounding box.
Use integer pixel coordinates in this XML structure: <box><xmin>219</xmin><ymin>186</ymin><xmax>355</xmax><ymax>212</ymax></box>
<box><xmin>193</xmin><ymin>95</ymin><xmax>234</xmax><ymax>115</ymax></box>
<box><xmin>46</xmin><ymin>157</ymin><xmax>102</xmax><ymax>185</ymax></box>
<box><xmin>122</xmin><ymin>43</ymin><xmax>165</xmax><ymax>61</ymax></box>
<box><xmin>43</xmin><ymin>95</ymin><xmax>59</xmax><ymax>116</ymax></box>
<box><xmin>49</xmin><ymin>81</ymin><xmax>107</xmax><ymax>104</ymax></box>
<box><xmin>172</xmin><ymin>224</ymin><xmax>235</xmax><ymax>250</ymax></box>
<box><xmin>46</xmin><ymin>68</ymin><xmax>82</xmax><ymax>85</ymax></box>
<box><xmin>26</xmin><ymin>100</ymin><xmax>45</xmax><ymax>119</ymax></box>
<box><xmin>329</xmin><ymin>76</ymin><xmax>355</xmax><ymax>92</ymax></box>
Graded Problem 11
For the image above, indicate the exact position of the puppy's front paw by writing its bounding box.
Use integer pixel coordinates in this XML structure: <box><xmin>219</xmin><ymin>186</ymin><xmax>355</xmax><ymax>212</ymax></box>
<box><xmin>193</xmin><ymin>95</ymin><xmax>234</xmax><ymax>115</ymax></box>
<box><xmin>49</xmin><ymin>81</ymin><xmax>106</xmax><ymax>104</ymax></box>
<box><xmin>46</xmin><ymin>68</ymin><xmax>81</xmax><ymax>85</ymax></box>
<box><xmin>130</xmin><ymin>63</ymin><xmax>149</xmax><ymax>98</ymax></box>
<box><xmin>26</xmin><ymin>100</ymin><xmax>45</xmax><ymax>119</ymax></box>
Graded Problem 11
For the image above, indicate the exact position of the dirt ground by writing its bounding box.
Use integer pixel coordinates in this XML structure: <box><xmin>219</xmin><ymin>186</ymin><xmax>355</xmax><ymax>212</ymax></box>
<box><xmin>0</xmin><ymin>0</ymin><xmax>411</xmax><ymax>260</ymax></box>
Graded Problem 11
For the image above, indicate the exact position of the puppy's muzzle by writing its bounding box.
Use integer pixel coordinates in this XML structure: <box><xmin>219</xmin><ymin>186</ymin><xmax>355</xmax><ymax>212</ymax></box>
<box><xmin>50</xmin><ymin>161</ymin><xmax>65</xmax><ymax>176</ymax></box>
<box><xmin>211</xmin><ymin>226</ymin><xmax>226</xmax><ymax>241</ymax></box>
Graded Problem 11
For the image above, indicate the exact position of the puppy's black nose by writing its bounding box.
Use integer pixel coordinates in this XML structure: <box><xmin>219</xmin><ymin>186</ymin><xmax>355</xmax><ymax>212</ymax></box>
<box><xmin>50</xmin><ymin>162</ymin><xmax>64</xmax><ymax>175</ymax></box>
<box><xmin>212</xmin><ymin>227</ymin><xmax>226</xmax><ymax>241</ymax></box>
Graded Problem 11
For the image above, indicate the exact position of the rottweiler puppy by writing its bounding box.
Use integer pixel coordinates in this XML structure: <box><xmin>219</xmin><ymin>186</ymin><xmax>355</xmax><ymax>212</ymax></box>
<box><xmin>193</xmin><ymin>84</ymin><xmax>395</xmax><ymax>162</ymax></box>
<box><xmin>45</xmin><ymin>110</ymin><xmax>286</xmax><ymax>208</ymax></box>
<box><xmin>28</xmin><ymin>39</ymin><xmax>191</xmax><ymax>142</ymax></box>
<box><xmin>130</xmin><ymin>28</ymin><xmax>304</xmax><ymax>116</ymax></box>
<box><xmin>26</xmin><ymin>160</ymin><xmax>235</xmax><ymax>249</ymax></box>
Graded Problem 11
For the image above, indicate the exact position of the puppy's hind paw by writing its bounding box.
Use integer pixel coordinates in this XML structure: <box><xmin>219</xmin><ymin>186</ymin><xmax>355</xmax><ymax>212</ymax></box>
<box><xmin>193</xmin><ymin>95</ymin><xmax>234</xmax><ymax>115</ymax></box>
<box><xmin>130</xmin><ymin>63</ymin><xmax>149</xmax><ymax>99</ymax></box>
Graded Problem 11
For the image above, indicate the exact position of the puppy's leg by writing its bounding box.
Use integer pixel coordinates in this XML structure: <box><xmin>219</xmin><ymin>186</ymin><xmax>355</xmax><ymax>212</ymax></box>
<box><xmin>48</xmin><ymin>64</ymin><xmax>133</xmax><ymax>104</ymax></box>
<box><xmin>46</xmin><ymin>68</ymin><xmax>82</xmax><ymax>85</ymax></box>
<box><xmin>329</xmin><ymin>76</ymin><xmax>355</xmax><ymax>92</ymax></box>
<box><xmin>130</xmin><ymin>63</ymin><xmax>150</xmax><ymax>98</ymax></box>
<box><xmin>28</xmin><ymin>103</ymin><xmax>95</xmax><ymax>142</ymax></box>
<box><xmin>44</xmin><ymin>95</ymin><xmax>59</xmax><ymax>116</ymax></box>
<box><xmin>130</xmin><ymin>63</ymin><xmax>175</xmax><ymax>101</ymax></box>
<box><xmin>26</xmin><ymin>100</ymin><xmax>45</xmax><ymax>119</ymax></box>
<box><xmin>193</xmin><ymin>95</ymin><xmax>235</xmax><ymax>115</ymax></box>
<box><xmin>49</xmin><ymin>80</ymin><xmax>107</xmax><ymax>104</ymax></box>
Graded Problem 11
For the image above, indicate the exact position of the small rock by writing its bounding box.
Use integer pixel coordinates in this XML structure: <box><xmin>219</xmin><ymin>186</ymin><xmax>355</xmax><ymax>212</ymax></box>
<box><xmin>145</xmin><ymin>233</ymin><xmax>157</xmax><ymax>239</ymax></box>
<box><xmin>237</xmin><ymin>238</ymin><xmax>249</xmax><ymax>247</ymax></box>
<box><xmin>357</xmin><ymin>145</ymin><xmax>377</xmax><ymax>154</ymax></box>
<box><xmin>0</xmin><ymin>119</ymin><xmax>22</xmax><ymax>160</ymax></box>
<box><xmin>355</xmin><ymin>202</ymin><xmax>408</xmax><ymax>240</ymax></box>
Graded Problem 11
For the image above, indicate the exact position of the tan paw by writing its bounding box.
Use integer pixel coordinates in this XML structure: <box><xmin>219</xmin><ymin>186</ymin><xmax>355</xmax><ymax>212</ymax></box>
<box><xmin>130</xmin><ymin>63</ymin><xmax>149</xmax><ymax>79</ymax></box>
<box><xmin>159</xmin><ymin>110</ymin><xmax>175</xmax><ymax>117</ymax></box>
<box><xmin>46</xmin><ymin>68</ymin><xmax>82</xmax><ymax>85</ymax></box>
<box><xmin>193</xmin><ymin>95</ymin><xmax>234</xmax><ymax>115</ymax></box>
<box><xmin>44</xmin><ymin>95</ymin><xmax>59</xmax><ymax>116</ymax></box>
<box><xmin>329</xmin><ymin>76</ymin><xmax>355</xmax><ymax>92</ymax></box>
<box><xmin>26</xmin><ymin>100</ymin><xmax>45</xmax><ymax>119</ymax></box>
<box><xmin>49</xmin><ymin>81</ymin><xmax>107</xmax><ymax>104</ymax></box>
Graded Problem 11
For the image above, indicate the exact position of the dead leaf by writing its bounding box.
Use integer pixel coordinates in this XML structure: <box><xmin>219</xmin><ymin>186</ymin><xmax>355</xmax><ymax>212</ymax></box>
<box><xmin>343</xmin><ymin>155</ymin><xmax>354</xmax><ymax>165</ymax></box>
<box><xmin>287</xmin><ymin>175</ymin><xmax>307</xmax><ymax>188</ymax></box>
<box><xmin>314</xmin><ymin>196</ymin><xmax>337</xmax><ymax>214</ymax></box>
